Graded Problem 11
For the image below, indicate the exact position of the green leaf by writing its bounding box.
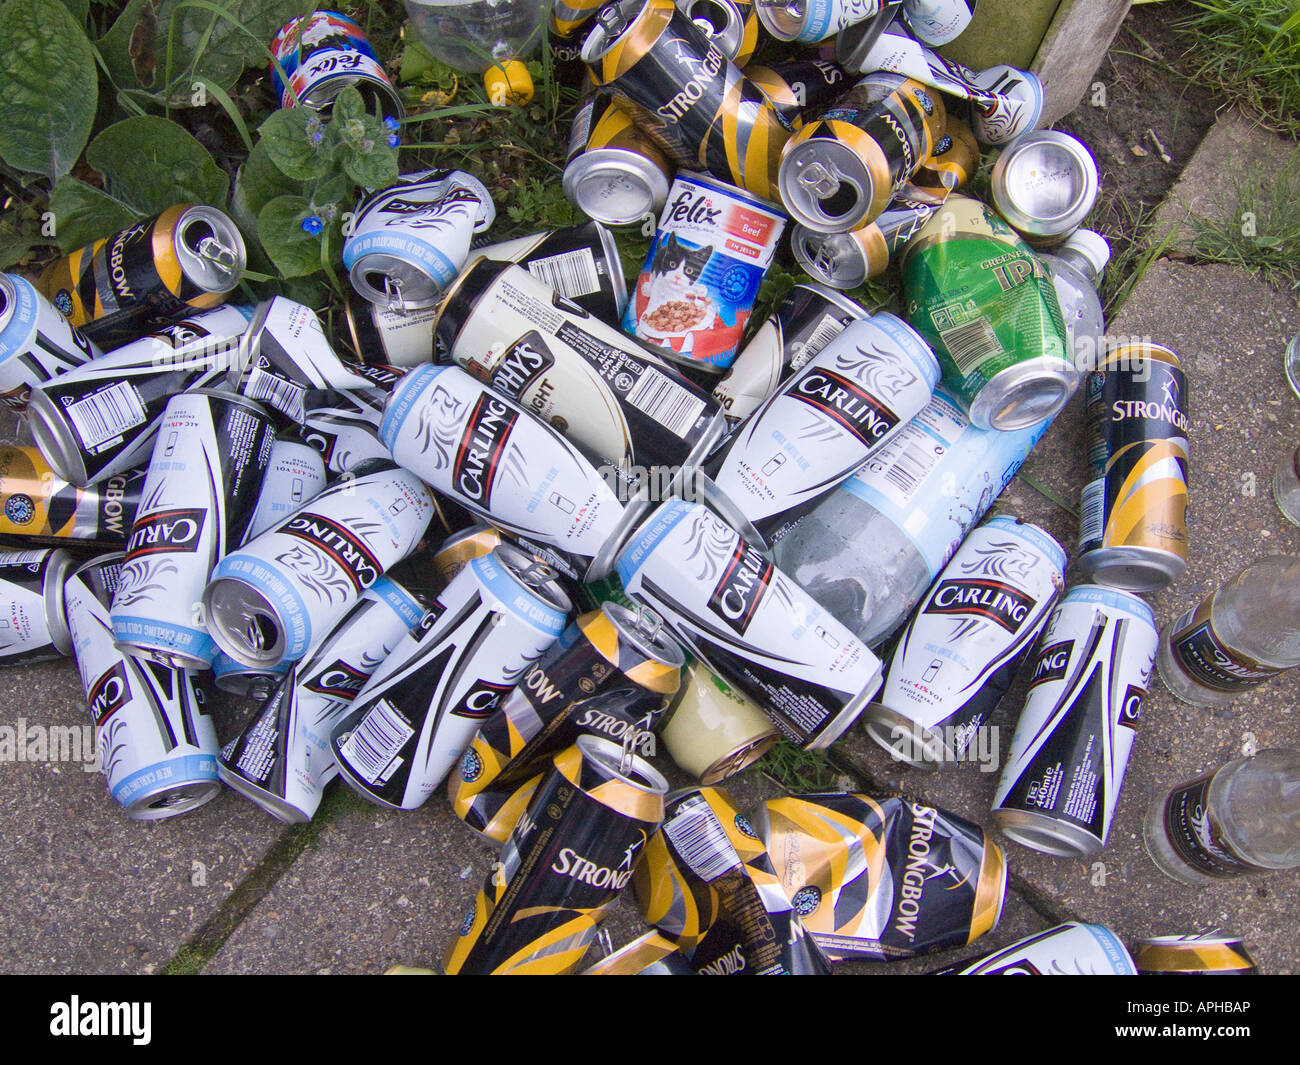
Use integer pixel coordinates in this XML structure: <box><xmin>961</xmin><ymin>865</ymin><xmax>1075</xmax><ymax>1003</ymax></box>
<box><xmin>0</xmin><ymin>0</ymin><xmax>99</xmax><ymax>182</ymax></box>
<box><xmin>341</xmin><ymin>135</ymin><xmax>400</xmax><ymax>191</ymax></box>
<box><xmin>259</xmin><ymin>194</ymin><xmax>325</xmax><ymax>278</ymax></box>
<box><xmin>56</xmin><ymin>0</ymin><xmax>89</xmax><ymax>25</ymax></box>
<box><xmin>399</xmin><ymin>36</ymin><xmax>439</xmax><ymax>83</ymax></box>
<box><xmin>331</xmin><ymin>84</ymin><xmax>366</xmax><ymax>123</ymax></box>
<box><xmin>48</xmin><ymin>176</ymin><xmax>142</xmax><ymax>253</ymax></box>
<box><xmin>86</xmin><ymin>116</ymin><xmax>229</xmax><ymax>216</ymax></box>
<box><xmin>232</xmin><ymin>138</ymin><xmax>304</xmax><ymax>230</ymax></box>
<box><xmin>95</xmin><ymin>0</ymin><xmax>159</xmax><ymax>90</ymax></box>
<box><xmin>257</xmin><ymin>106</ymin><xmax>334</xmax><ymax>181</ymax></box>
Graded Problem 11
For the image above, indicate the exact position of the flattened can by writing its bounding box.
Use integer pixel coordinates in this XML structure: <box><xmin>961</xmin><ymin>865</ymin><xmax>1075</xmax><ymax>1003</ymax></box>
<box><xmin>37</xmin><ymin>205</ymin><xmax>245</xmax><ymax>348</ymax></box>
<box><xmin>1134</xmin><ymin>934</ymin><xmax>1259</xmax><ymax>976</ymax></box>
<box><xmin>0</xmin><ymin>446</ymin><xmax>142</xmax><ymax>548</ymax></box>
<box><xmin>562</xmin><ymin>91</ymin><xmax>673</xmax><ymax>227</ymax></box>
<box><xmin>0</xmin><ymin>273</ymin><xmax>98</xmax><ymax>410</ymax></box>
<box><xmin>211</xmin><ymin>653</ymin><xmax>290</xmax><ymax>701</ymax></box>
<box><xmin>862</xmin><ymin>515</ymin><xmax>1065</xmax><ymax>767</ymax></box>
<box><xmin>711</xmin><ymin>312</ymin><xmax>940</xmax><ymax>547</ymax></box>
<box><xmin>758</xmin><ymin>793</ymin><xmax>1006</xmax><ymax>960</ymax></box>
<box><xmin>0</xmin><ymin>548</ymin><xmax>74</xmax><ymax>665</ymax></box>
<box><xmin>616</xmin><ymin>498</ymin><xmax>883</xmax><ymax>749</ymax></box>
<box><xmin>24</xmin><ymin>304</ymin><xmax>253</xmax><ymax>486</ymax></box>
<box><xmin>582</xmin><ymin>0</ymin><xmax>791</xmax><ymax>201</ymax></box>
<box><xmin>992</xmin><ymin>584</ymin><xmax>1159</xmax><ymax>859</ymax></box>
<box><xmin>332</xmin><ymin>546</ymin><xmax>570</xmax><ymax>810</ymax></box>
<box><xmin>111</xmin><ymin>390</ymin><xmax>278</xmax><ymax>671</ymax></box>
<box><xmin>777</xmin><ymin>73</ymin><xmax>944</xmax><ymax>233</ymax></box>
<box><xmin>928</xmin><ymin>922</ymin><xmax>1137</xmax><ymax>975</ymax></box>
<box><xmin>475</xmin><ymin>221</ymin><xmax>628</xmax><ymax>322</ymax></box>
<box><xmin>444</xmin><ymin>736</ymin><xmax>668</xmax><ymax>975</ymax></box>
<box><xmin>64</xmin><ymin>555</ymin><xmax>220</xmax><ymax>820</ymax></box>
<box><xmin>431</xmin><ymin>523</ymin><xmax>504</xmax><ymax>589</ymax></box>
<box><xmin>270</xmin><ymin>10</ymin><xmax>404</xmax><ymax>121</ymax></box>
<box><xmin>219</xmin><ymin>576</ymin><xmax>424</xmax><ymax>823</ymax></box>
<box><xmin>583</xmin><ymin>931</ymin><xmax>696</xmax><ymax>975</ymax></box>
<box><xmin>711</xmin><ymin>283</ymin><xmax>867</xmax><ymax>427</ymax></box>
<box><xmin>203</xmin><ymin>460</ymin><xmax>435</xmax><ymax>668</ymax></box>
<box><xmin>449</xmin><ymin>601</ymin><xmax>683</xmax><ymax>843</ymax></box>
<box><xmin>1078</xmin><ymin>343</ymin><xmax>1189</xmax><ymax>593</ymax></box>
<box><xmin>623</xmin><ymin>172</ymin><xmax>786</xmax><ymax>372</ymax></box>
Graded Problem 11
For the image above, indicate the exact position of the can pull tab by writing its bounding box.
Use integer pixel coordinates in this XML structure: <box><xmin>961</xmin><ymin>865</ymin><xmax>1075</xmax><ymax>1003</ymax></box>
<box><xmin>813</xmin><ymin>241</ymin><xmax>841</xmax><ymax>276</ymax></box>
<box><xmin>618</xmin><ymin>710</ymin><xmax>654</xmax><ymax>778</ymax></box>
<box><xmin>797</xmin><ymin>161</ymin><xmax>843</xmax><ymax>200</ymax></box>
<box><xmin>596</xmin><ymin>3</ymin><xmax>629</xmax><ymax>37</ymax></box>
<box><xmin>195</xmin><ymin>234</ymin><xmax>237</xmax><ymax>273</ymax></box>
<box><xmin>383</xmin><ymin>275</ymin><xmax>405</xmax><ymax>313</ymax></box>
<box><xmin>633</xmin><ymin>603</ymin><xmax>664</xmax><ymax>647</ymax></box>
<box><xmin>595</xmin><ymin>927</ymin><xmax>615</xmax><ymax>959</ymax></box>
<box><xmin>517</xmin><ymin>559</ymin><xmax>558</xmax><ymax>589</ymax></box>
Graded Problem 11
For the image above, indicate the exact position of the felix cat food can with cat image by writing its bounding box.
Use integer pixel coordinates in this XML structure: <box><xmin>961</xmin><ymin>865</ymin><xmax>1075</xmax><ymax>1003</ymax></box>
<box><xmin>623</xmin><ymin>172</ymin><xmax>786</xmax><ymax>373</ymax></box>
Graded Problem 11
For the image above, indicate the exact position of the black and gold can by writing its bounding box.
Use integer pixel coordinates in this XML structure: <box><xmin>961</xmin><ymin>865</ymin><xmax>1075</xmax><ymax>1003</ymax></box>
<box><xmin>1135</xmin><ymin>934</ymin><xmax>1259</xmax><ymax>975</ymax></box>
<box><xmin>38</xmin><ymin>205</ymin><xmax>245</xmax><ymax>348</ymax></box>
<box><xmin>746</xmin><ymin>58</ymin><xmax>849</xmax><ymax>130</ymax></box>
<box><xmin>1079</xmin><ymin>342</ymin><xmax>1190</xmax><ymax>593</ymax></box>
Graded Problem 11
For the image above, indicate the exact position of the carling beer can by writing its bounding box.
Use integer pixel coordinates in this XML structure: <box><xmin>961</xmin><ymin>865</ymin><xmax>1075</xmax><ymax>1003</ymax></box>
<box><xmin>677</xmin><ymin>0</ymin><xmax>758</xmax><ymax>66</ymax></box>
<box><xmin>436</xmin><ymin>260</ymin><xmax>726</xmax><ymax>495</ymax></box>
<box><xmin>633</xmin><ymin>785</ymin><xmax>832</xmax><ymax>974</ymax></box>
<box><xmin>241</xmin><ymin>436</ymin><xmax>328</xmax><ymax>543</ymax></box>
<box><xmin>23</xmin><ymin>305</ymin><xmax>253</xmax><ymax>486</ymax></box>
<box><xmin>111</xmin><ymin>391</ymin><xmax>278</xmax><ymax>671</ymax></box>
<box><xmin>449</xmin><ymin>602</ymin><xmax>683</xmax><ymax>843</ymax></box>
<box><xmin>659</xmin><ymin>661</ymin><xmax>779</xmax><ymax>783</ymax></box>
<box><xmin>1134</xmin><ymin>934</ymin><xmax>1259</xmax><ymax>976</ymax></box>
<box><xmin>746</xmin><ymin>59</ymin><xmax>850</xmax><ymax>130</ymax></box>
<box><xmin>928</xmin><ymin>922</ymin><xmax>1137</xmax><ymax>975</ymax></box>
<box><xmin>0</xmin><ymin>446</ymin><xmax>142</xmax><ymax>548</ymax></box>
<box><xmin>64</xmin><ymin>555</ymin><xmax>220</xmax><ymax>820</ymax></box>
<box><xmin>562</xmin><ymin>90</ymin><xmax>674</xmax><ymax>227</ymax></box>
<box><xmin>711</xmin><ymin>313</ymin><xmax>940</xmax><ymax>547</ymax></box>
<box><xmin>38</xmin><ymin>205</ymin><xmax>245</xmax><ymax>348</ymax></box>
<box><xmin>211</xmin><ymin>653</ymin><xmax>289</xmax><ymax>701</ymax></box>
<box><xmin>582</xmin><ymin>0</ymin><xmax>792</xmax><ymax>201</ymax></box>
<box><xmin>301</xmin><ymin>409</ymin><xmax>392</xmax><ymax>474</ymax></box>
<box><xmin>758</xmin><ymin>793</ymin><xmax>1006</xmax><ymax>960</ymax></box>
<box><xmin>379</xmin><ymin>363</ymin><xmax>638</xmax><ymax>581</ymax></box>
<box><xmin>204</xmin><ymin>460</ymin><xmax>435</xmax><ymax>668</ymax></box>
<box><xmin>270</xmin><ymin>10</ymin><xmax>404</xmax><ymax>122</ymax></box>
<box><xmin>431</xmin><ymin>523</ymin><xmax>504</xmax><ymax>590</ymax></box>
<box><xmin>0</xmin><ymin>548</ymin><xmax>74</xmax><ymax>665</ymax></box>
<box><xmin>791</xmin><ymin>198</ymin><xmax>940</xmax><ymax>289</ymax></box>
<box><xmin>862</xmin><ymin>515</ymin><xmax>1065</xmax><ymax>767</ymax></box>
<box><xmin>755</xmin><ymin>0</ymin><xmax>890</xmax><ymax>43</ymax></box>
<box><xmin>992</xmin><ymin>584</ymin><xmax>1159</xmax><ymax>858</ymax></box>
<box><xmin>616</xmin><ymin>499</ymin><xmax>883</xmax><ymax>748</ymax></box>
<box><xmin>444</xmin><ymin>736</ymin><xmax>668</xmax><ymax>975</ymax></box>
<box><xmin>623</xmin><ymin>172</ymin><xmax>786</xmax><ymax>372</ymax></box>
<box><xmin>343</xmin><ymin>170</ymin><xmax>495</xmax><ymax>312</ymax></box>
<box><xmin>0</xmin><ymin>273</ymin><xmax>98</xmax><ymax>410</ymax></box>
<box><xmin>712</xmin><ymin>283</ymin><xmax>867</xmax><ymax>428</ymax></box>
<box><xmin>903</xmin><ymin>0</ymin><xmax>972</xmax><ymax>45</ymax></box>
<box><xmin>332</xmin><ymin>546</ymin><xmax>570</xmax><ymax>810</ymax></box>
<box><xmin>777</xmin><ymin>73</ymin><xmax>945</xmax><ymax>233</ymax></box>
<box><xmin>1078</xmin><ymin>342</ymin><xmax>1189</xmax><ymax>593</ymax></box>
<box><xmin>219</xmin><ymin>576</ymin><xmax>425</xmax><ymax>822</ymax></box>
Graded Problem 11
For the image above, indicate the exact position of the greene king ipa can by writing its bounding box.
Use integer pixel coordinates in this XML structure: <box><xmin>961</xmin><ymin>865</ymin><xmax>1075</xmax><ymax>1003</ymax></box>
<box><xmin>1078</xmin><ymin>342</ymin><xmax>1189</xmax><ymax>593</ymax></box>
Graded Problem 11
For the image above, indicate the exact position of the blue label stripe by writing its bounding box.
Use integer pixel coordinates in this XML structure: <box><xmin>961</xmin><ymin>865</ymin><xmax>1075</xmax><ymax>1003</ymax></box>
<box><xmin>983</xmin><ymin>515</ymin><xmax>1067</xmax><ymax>572</ymax></box>
<box><xmin>615</xmin><ymin>500</ymin><xmax>692</xmax><ymax>586</ymax></box>
<box><xmin>112</xmin><ymin>616</ymin><xmax>216</xmax><ymax>665</ymax></box>
<box><xmin>209</xmin><ymin>553</ymin><xmax>315</xmax><ymax>661</ymax></box>
<box><xmin>1081</xmin><ymin>923</ymin><xmax>1138</xmax><ymax>974</ymax></box>
<box><xmin>0</xmin><ymin>275</ymin><xmax>37</xmax><ymax>362</ymax></box>
<box><xmin>1064</xmin><ymin>584</ymin><xmax>1156</xmax><ymax>626</ymax></box>
<box><xmin>212</xmin><ymin>652</ymin><xmax>290</xmax><ymax>680</ymax></box>
<box><xmin>470</xmin><ymin>553</ymin><xmax>567</xmax><ymax>637</ymax></box>
<box><xmin>370</xmin><ymin>575</ymin><xmax>425</xmax><ymax>632</ymax></box>
<box><xmin>803</xmin><ymin>0</ymin><xmax>834</xmax><ymax>41</ymax></box>
<box><xmin>112</xmin><ymin>753</ymin><xmax>219</xmax><ymax>805</ymax></box>
<box><xmin>342</xmin><ymin>230</ymin><xmax>459</xmax><ymax>284</ymax></box>
<box><xmin>379</xmin><ymin>363</ymin><xmax>446</xmax><ymax>452</ymax></box>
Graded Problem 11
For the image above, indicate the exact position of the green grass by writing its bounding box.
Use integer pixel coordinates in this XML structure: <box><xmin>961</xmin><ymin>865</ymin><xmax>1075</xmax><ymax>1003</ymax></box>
<box><xmin>757</xmin><ymin>741</ymin><xmax>840</xmax><ymax>793</ymax></box>
<box><xmin>1175</xmin><ymin>1</ymin><xmax>1300</xmax><ymax>138</ymax></box>
<box><xmin>1186</xmin><ymin>155</ymin><xmax>1300</xmax><ymax>287</ymax></box>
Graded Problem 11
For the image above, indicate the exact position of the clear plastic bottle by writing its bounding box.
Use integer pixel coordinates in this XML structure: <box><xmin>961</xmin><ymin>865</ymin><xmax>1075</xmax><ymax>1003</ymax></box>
<box><xmin>1155</xmin><ymin>554</ymin><xmax>1300</xmax><ymax>706</ymax></box>
<box><xmin>1272</xmin><ymin>445</ymin><xmax>1300</xmax><ymax>526</ymax></box>
<box><xmin>1038</xmin><ymin>228</ymin><xmax>1109</xmax><ymax>376</ymax></box>
<box><xmin>1143</xmin><ymin>749</ymin><xmax>1300</xmax><ymax>886</ymax></box>
<box><xmin>402</xmin><ymin>0</ymin><xmax>543</xmax><ymax>104</ymax></box>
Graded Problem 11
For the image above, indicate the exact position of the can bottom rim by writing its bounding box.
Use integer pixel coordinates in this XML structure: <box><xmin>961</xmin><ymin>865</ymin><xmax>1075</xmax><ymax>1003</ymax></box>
<box><xmin>993</xmin><ymin>808</ymin><xmax>1102</xmax><ymax>859</ymax></box>
<box><xmin>217</xmin><ymin>763</ymin><xmax>313</xmax><ymax>825</ymax></box>
<box><xmin>124</xmin><ymin>780</ymin><xmax>222</xmax><ymax>822</ymax></box>
<box><xmin>1077</xmin><ymin>547</ymin><xmax>1185</xmax><ymax>594</ymax></box>
<box><xmin>972</xmin><ymin>356</ymin><xmax>1077</xmax><ymax>431</ymax></box>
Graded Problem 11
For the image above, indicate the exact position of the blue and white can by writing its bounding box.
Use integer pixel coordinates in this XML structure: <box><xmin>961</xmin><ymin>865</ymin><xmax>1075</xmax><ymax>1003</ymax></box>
<box><xmin>0</xmin><ymin>273</ymin><xmax>99</xmax><ymax>411</ymax></box>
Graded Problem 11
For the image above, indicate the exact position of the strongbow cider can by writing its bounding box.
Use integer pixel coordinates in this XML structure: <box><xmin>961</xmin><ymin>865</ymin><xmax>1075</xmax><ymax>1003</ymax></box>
<box><xmin>624</xmin><ymin>173</ymin><xmax>786</xmax><ymax>372</ymax></box>
<box><xmin>0</xmin><ymin>273</ymin><xmax>98</xmax><ymax>410</ymax></box>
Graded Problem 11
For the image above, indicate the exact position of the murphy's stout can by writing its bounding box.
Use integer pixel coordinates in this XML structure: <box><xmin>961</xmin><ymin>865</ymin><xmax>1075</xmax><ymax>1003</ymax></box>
<box><xmin>1134</xmin><ymin>934</ymin><xmax>1259</xmax><ymax>976</ymax></box>
<box><xmin>0</xmin><ymin>446</ymin><xmax>143</xmax><ymax>548</ymax></box>
<box><xmin>449</xmin><ymin>602</ymin><xmax>683</xmax><ymax>844</ymax></box>
<box><xmin>759</xmin><ymin>792</ymin><xmax>1007</xmax><ymax>960</ymax></box>
<box><xmin>993</xmin><ymin>584</ymin><xmax>1159</xmax><ymax>858</ymax></box>
<box><xmin>633</xmin><ymin>785</ymin><xmax>831</xmax><ymax>974</ymax></box>
<box><xmin>444</xmin><ymin>736</ymin><xmax>668</xmax><ymax>975</ymax></box>
<box><xmin>218</xmin><ymin>576</ymin><xmax>424</xmax><ymax>822</ymax></box>
<box><xmin>204</xmin><ymin>461</ymin><xmax>435</xmax><ymax>668</ymax></box>
<box><xmin>778</xmin><ymin>73</ymin><xmax>944</xmax><ymax>233</ymax></box>
<box><xmin>23</xmin><ymin>305</ymin><xmax>253</xmax><ymax>486</ymax></box>
<box><xmin>111</xmin><ymin>391</ymin><xmax>278</xmax><ymax>671</ymax></box>
<box><xmin>379</xmin><ymin>363</ymin><xmax>639</xmax><ymax>581</ymax></box>
<box><xmin>0</xmin><ymin>548</ymin><xmax>74</xmax><ymax>666</ymax></box>
<box><xmin>0</xmin><ymin>273</ymin><xmax>98</xmax><ymax>410</ymax></box>
<box><xmin>64</xmin><ymin>555</ymin><xmax>220</xmax><ymax>820</ymax></box>
<box><xmin>38</xmin><ymin>205</ymin><xmax>245</xmax><ymax>348</ymax></box>
<box><xmin>562</xmin><ymin>90</ymin><xmax>674</xmax><ymax>226</ymax></box>
<box><xmin>582</xmin><ymin>0</ymin><xmax>792</xmax><ymax>201</ymax></box>
<box><xmin>711</xmin><ymin>312</ymin><xmax>940</xmax><ymax>547</ymax></box>
<box><xmin>332</xmin><ymin>546</ymin><xmax>570</xmax><ymax>810</ymax></box>
<box><xmin>1079</xmin><ymin>343</ymin><xmax>1189</xmax><ymax>593</ymax></box>
<box><xmin>616</xmin><ymin>499</ymin><xmax>883</xmax><ymax>749</ymax></box>
<box><xmin>929</xmin><ymin>922</ymin><xmax>1137</xmax><ymax>975</ymax></box>
<box><xmin>862</xmin><ymin>515</ymin><xmax>1065</xmax><ymax>767</ymax></box>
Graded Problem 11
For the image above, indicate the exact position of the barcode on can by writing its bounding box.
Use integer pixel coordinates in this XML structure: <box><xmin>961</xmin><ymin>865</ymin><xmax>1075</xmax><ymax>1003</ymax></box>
<box><xmin>0</xmin><ymin>549</ymin><xmax>52</xmax><ymax>566</ymax></box>
<box><xmin>626</xmin><ymin>367</ymin><xmax>705</xmax><ymax>439</ymax></box>
<box><xmin>940</xmin><ymin>318</ymin><xmax>1004</xmax><ymax>375</ymax></box>
<box><xmin>243</xmin><ymin>368</ymin><xmax>307</xmax><ymax>424</ymax></box>
<box><xmin>1079</xmin><ymin>477</ymin><xmax>1105</xmax><ymax>548</ymax></box>
<box><xmin>662</xmin><ymin>795</ymin><xmax>741</xmax><ymax>882</ymax></box>
<box><xmin>339</xmin><ymin>699</ymin><xmax>414</xmax><ymax>785</ymax></box>
<box><xmin>528</xmin><ymin>249</ymin><xmax>601</xmax><ymax>300</ymax></box>
<box><xmin>790</xmin><ymin>314</ymin><xmax>850</xmax><ymax>372</ymax></box>
<box><xmin>66</xmin><ymin>381</ymin><xmax>147</xmax><ymax>451</ymax></box>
